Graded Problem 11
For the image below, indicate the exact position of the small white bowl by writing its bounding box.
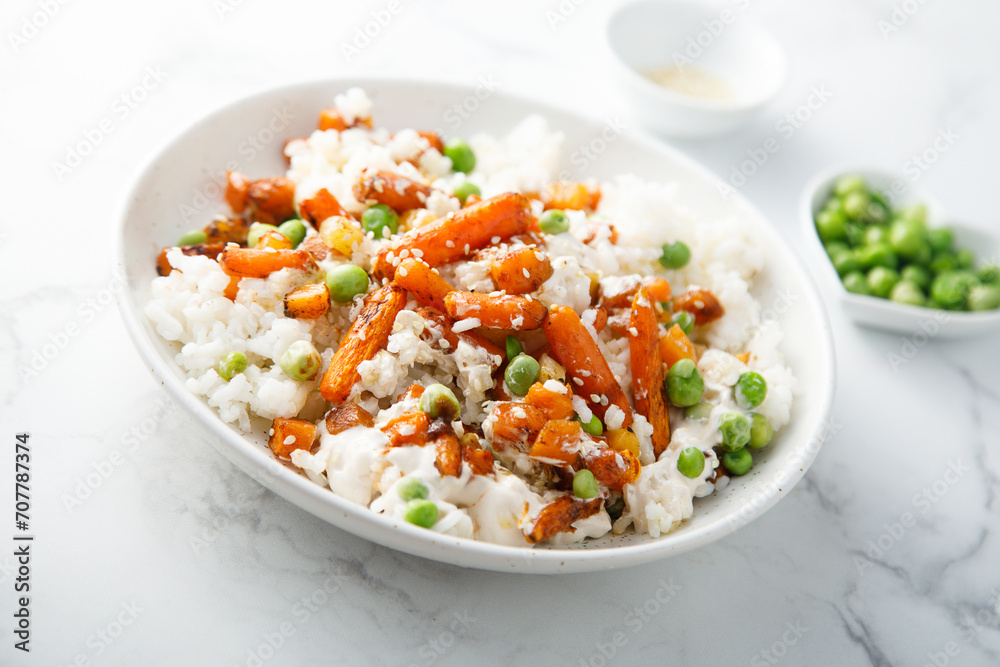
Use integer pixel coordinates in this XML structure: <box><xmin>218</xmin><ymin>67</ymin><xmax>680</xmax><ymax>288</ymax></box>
<box><xmin>606</xmin><ymin>0</ymin><xmax>787</xmax><ymax>138</ymax></box>
<box><xmin>801</xmin><ymin>166</ymin><xmax>1000</xmax><ymax>339</ymax></box>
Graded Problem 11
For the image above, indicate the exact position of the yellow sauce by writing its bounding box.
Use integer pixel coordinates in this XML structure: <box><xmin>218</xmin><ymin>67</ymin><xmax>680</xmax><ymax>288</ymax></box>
<box><xmin>643</xmin><ymin>65</ymin><xmax>734</xmax><ymax>101</ymax></box>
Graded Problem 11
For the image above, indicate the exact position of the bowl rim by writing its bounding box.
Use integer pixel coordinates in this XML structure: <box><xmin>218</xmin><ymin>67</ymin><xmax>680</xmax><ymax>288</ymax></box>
<box><xmin>114</xmin><ymin>75</ymin><xmax>837</xmax><ymax>573</ymax></box>
<box><xmin>605</xmin><ymin>0</ymin><xmax>788</xmax><ymax>113</ymax></box>
<box><xmin>800</xmin><ymin>164</ymin><xmax>1000</xmax><ymax>323</ymax></box>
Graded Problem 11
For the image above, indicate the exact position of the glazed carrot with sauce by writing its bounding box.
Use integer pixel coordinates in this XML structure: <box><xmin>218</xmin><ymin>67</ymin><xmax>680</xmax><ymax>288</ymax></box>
<box><xmin>443</xmin><ymin>291</ymin><xmax>547</xmax><ymax>331</ymax></box>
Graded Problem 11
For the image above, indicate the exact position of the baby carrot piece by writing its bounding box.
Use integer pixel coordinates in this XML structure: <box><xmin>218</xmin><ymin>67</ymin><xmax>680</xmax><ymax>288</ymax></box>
<box><xmin>543</xmin><ymin>305</ymin><xmax>633</xmax><ymax>426</ymax></box>
<box><xmin>284</xmin><ymin>283</ymin><xmax>330</xmax><ymax>320</ymax></box>
<box><xmin>659</xmin><ymin>323</ymin><xmax>696</xmax><ymax>367</ymax></box>
<box><xmin>524</xmin><ymin>382</ymin><xmax>575</xmax><ymax>421</ymax></box>
<box><xmin>325</xmin><ymin>403</ymin><xmax>375</xmax><ymax>435</ymax></box>
<box><xmin>247</xmin><ymin>177</ymin><xmax>296</xmax><ymax>226</ymax></box>
<box><xmin>394</xmin><ymin>258</ymin><xmax>455</xmax><ymax>312</ymax></box>
<box><xmin>371</xmin><ymin>192</ymin><xmax>532</xmax><ymax>280</ymax></box>
<box><xmin>433</xmin><ymin>432</ymin><xmax>462</xmax><ymax>477</ymax></box>
<box><xmin>353</xmin><ymin>170</ymin><xmax>431</xmax><ymax>212</ymax></box>
<box><xmin>417</xmin><ymin>307</ymin><xmax>505</xmax><ymax>364</ymax></box>
<box><xmin>529</xmin><ymin>420</ymin><xmax>584</xmax><ymax>465</ymax></box>
<box><xmin>155</xmin><ymin>242</ymin><xmax>226</xmax><ymax>276</ymax></box>
<box><xmin>490</xmin><ymin>247</ymin><xmax>553</xmax><ymax>294</ymax></box>
<box><xmin>488</xmin><ymin>402</ymin><xmax>547</xmax><ymax>452</ymax></box>
<box><xmin>629</xmin><ymin>288</ymin><xmax>670</xmax><ymax>456</ymax></box>
<box><xmin>225</xmin><ymin>171</ymin><xmax>250</xmax><ymax>213</ymax></box>
<box><xmin>526</xmin><ymin>495</ymin><xmax>602</xmax><ymax>544</ymax></box>
<box><xmin>541</xmin><ymin>182</ymin><xmax>601</xmax><ymax>212</ymax></box>
<box><xmin>268</xmin><ymin>418</ymin><xmax>317</xmax><ymax>459</ymax></box>
<box><xmin>444</xmin><ymin>291</ymin><xmax>547</xmax><ymax>330</ymax></box>
<box><xmin>582</xmin><ymin>446</ymin><xmax>641</xmax><ymax>491</ymax></box>
<box><xmin>219</xmin><ymin>248</ymin><xmax>314</xmax><ymax>278</ymax></box>
<box><xmin>672</xmin><ymin>289</ymin><xmax>725</xmax><ymax>325</ymax></box>
<box><xmin>382</xmin><ymin>412</ymin><xmax>430</xmax><ymax>448</ymax></box>
<box><xmin>320</xmin><ymin>283</ymin><xmax>407</xmax><ymax>404</ymax></box>
<box><xmin>299</xmin><ymin>188</ymin><xmax>347</xmax><ymax>226</ymax></box>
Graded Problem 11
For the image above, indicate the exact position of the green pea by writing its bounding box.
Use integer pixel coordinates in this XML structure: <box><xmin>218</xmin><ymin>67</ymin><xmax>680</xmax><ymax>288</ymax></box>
<box><xmin>665</xmin><ymin>358</ymin><xmax>704</xmax><ymax>407</ymax></box>
<box><xmin>504</xmin><ymin>354</ymin><xmax>540</xmax><ymax>396</ymax></box>
<box><xmin>929</xmin><ymin>253</ymin><xmax>957</xmax><ymax>274</ymax></box>
<box><xmin>968</xmin><ymin>284</ymin><xmax>1000</xmax><ymax>311</ymax></box>
<box><xmin>910</xmin><ymin>241</ymin><xmax>933</xmax><ymax>267</ymax></box>
<box><xmin>832</xmin><ymin>250</ymin><xmax>861</xmax><ymax>276</ymax></box>
<box><xmin>397</xmin><ymin>477</ymin><xmax>428</xmax><ymax>501</ymax></box>
<box><xmin>734</xmin><ymin>371</ymin><xmax>767</xmax><ymax>409</ymax></box>
<box><xmin>444</xmin><ymin>139</ymin><xmax>476</xmax><ymax>173</ymax></box>
<box><xmin>677</xmin><ymin>447</ymin><xmax>706</xmax><ymax>479</ymax></box>
<box><xmin>867</xmin><ymin>266</ymin><xmax>900</xmax><ymax>299</ymax></box>
<box><xmin>815</xmin><ymin>209</ymin><xmax>847</xmax><ymax>243</ymax></box>
<box><xmin>578</xmin><ymin>414</ymin><xmax>603</xmax><ymax>437</ymax></box>
<box><xmin>505</xmin><ymin>335</ymin><xmax>523</xmax><ymax>361</ymax></box>
<box><xmin>857</xmin><ymin>242</ymin><xmax>898</xmax><ymax>270</ymax></box>
<box><xmin>418</xmin><ymin>383</ymin><xmax>461</xmax><ymax>421</ymax></box>
<box><xmin>277</xmin><ymin>219</ymin><xmax>307</xmax><ymax>247</ymax></box>
<box><xmin>898</xmin><ymin>203</ymin><xmax>927</xmax><ymax>228</ymax></box>
<box><xmin>659</xmin><ymin>241</ymin><xmax>691</xmax><ymax>269</ymax></box>
<box><xmin>572</xmin><ymin>469</ymin><xmax>599</xmax><ymax>499</ymax></box>
<box><xmin>863</xmin><ymin>196</ymin><xmax>890</xmax><ymax>225</ymax></box>
<box><xmin>670</xmin><ymin>310</ymin><xmax>695</xmax><ymax>336</ymax></box>
<box><xmin>844</xmin><ymin>221</ymin><xmax>867</xmax><ymax>247</ymax></box>
<box><xmin>823</xmin><ymin>197</ymin><xmax>847</xmax><ymax>216</ymax></box>
<box><xmin>889</xmin><ymin>280</ymin><xmax>926</xmax><ymax>307</ymax></box>
<box><xmin>833</xmin><ymin>175</ymin><xmax>867</xmax><ymax>197</ymax></box>
<box><xmin>403</xmin><ymin>499</ymin><xmax>439</xmax><ymax>528</ymax></box>
<box><xmin>361</xmin><ymin>204</ymin><xmax>399</xmax><ymax>239</ymax></box>
<box><xmin>842</xmin><ymin>191</ymin><xmax>871</xmax><ymax>221</ymax></box>
<box><xmin>453</xmin><ymin>182</ymin><xmax>481</xmax><ymax>205</ymax></box>
<box><xmin>842</xmin><ymin>271</ymin><xmax>871</xmax><ymax>295</ymax></box>
<box><xmin>721</xmin><ymin>448</ymin><xmax>753</xmax><ymax>476</ymax></box>
<box><xmin>685</xmin><ymin>401</ymin><xmax>713</xmax><ymax>423</ymax></box>
<box><xmin>888</xmin><ymin>219</ymin><xmax>925</xmax><ymax>258</ymax></box>
<box><xmin>718</xmin><ymin>412</ymin><xmax>751</xmax><ymax>451</ymax></box>
<box><xmin>977</xmin><ymin>264</ymin><xmax>1000</xmax><ymax>284</ymax></box>
<box><xmin>955</xmin><ymin>249</ymin><xmax>974</xmax><ymax>269</ymax></box>
<box><xmin>862</xmin><ymin>226</ymin><xmax>887</xmax><ymax>246</ymax></box>
<box><xmin>825</xmin><ymin>241</ymin><xmax>850</xmax><ymax>258</ymax></box>
<box><xmin>927</xmin><ymin>228</ymin><xmax>953</xmax><ymax>253</ymax></box>
<box><xmin>539</xmin><ymin>209</ymin><xmax>570</xmax><ymax>235</ymax></box>
<box><xmin>930</xmin><ymin>271</ymin><xmax>977</xmax><ymax>309</ymax></box>
<box><xmin>325</xmin><ymin>264</ymin><xmax>370</xmax><ymax>303</ymax></box>
<box><xmin>218</xmin><ymin>351</ymin><xmax>247</xmax><ymax>381</ymax></box>
<box><xmin>901</xmin><ymin>264</ymin><xmax>932</xmax><ymax>290</ymax></box>
<box><xmin>247</xmin><ymin>222</ymin><xmax>279</xmax><ymax>248</ymax></box>
<box><xmin>178</xmin><ymin>229</ymin><xmax>207</xmax><ymax>246</ymax></box>
<box><xmin>279</xmin><ymin>340</ymin><xmax>322</xmax><ymax>381</ymax></box>
<box><xmin>748</xmin><ymin>413</ymin><xmax>773</xmax><ymax>450</ymax></box>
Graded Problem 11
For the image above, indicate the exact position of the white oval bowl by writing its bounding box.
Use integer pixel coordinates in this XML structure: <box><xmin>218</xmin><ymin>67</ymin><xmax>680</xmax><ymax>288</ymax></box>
<box><xmin>801</xmin><ymin>166</ymin><xmax>1000</xmax><ymax>339</ymax></box>
<box><xmin>606</xmin><ymin>0</ymin><xmax>787</xmax><ymax>138</ymax></box>
<box><xmin>116</xmin><ymin>78</ymin><xmax>836</xmax><ymax>573</ymax></box>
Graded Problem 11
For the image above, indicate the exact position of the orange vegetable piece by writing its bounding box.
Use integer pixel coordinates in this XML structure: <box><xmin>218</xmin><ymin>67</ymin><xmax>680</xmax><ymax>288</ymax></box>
<box><xmin>586</xmin><ymin>307</ymin><xmax>609</xmax><ymax>334</ymax></box>
<box><xmin>672</xmin><ymin>289</ymin><xmax>725</xmax><ymax>326</ymax></box>
<box><xmin>256</xmin><ymin>230</ymin><xmax>293</xmax><ymax>250</ymax></box>
<box><xmin>204</xmin><ymin>216</ymin><xmax>250</xmax><ymax>245</ymax></box>
<box><xmin>462</xmin><ymin>440</ymin><xmax>495</xmax><ymax>476</ymax></box>
<box><xmin>219</xmin><ymin>248</ymin><xmax>314</xmax><ymax>278</ymax></box>
<box><xmin>434</xmin><ymin>432</ymin><xmax>462</xmax><ymax>477</ymax></box>
<box><xmin>417</xmin><ymin>130</ymin><xmax>444</xmax><ymax>153</ymax></box>
<box><xmin>318</xmin><ymin>108</ymin><xmax>372</xmax><ymax>132</ymax></box>
<box><xmin>443</xmin><ymin>291</ymin><xmax>547</xmax><ymax>330</ymax></box>
<box><xmin>299</xmin><ymin>188</ymin><xmax>347</xmax><ymax>226</ymax></box>
<box><xmin>600</xmin><ymin>277</ymin><xmax>671</xmax><ymax>310</ymax></box>
<box><xmin>629</xmin><ymin>288</ymin><xmax>670</xmax><ymax>457</ymax></box>
<box><xmin>268</xmin><ymin>417</ymin><xmax>317</xmax><ymax>459</ymax></box>
<box><xmin>582</xmin><ymin>446</ymin><xmax>641</xmax><ymax>491</ymax></box>
<box><xmin>397</xmin><ymin>384</ymin><xmax>426</xmax><ymax>402</ymax></box>
<box><xmin>525</xmin><ymin>383</ymin><xmax>575</xmax><ymax>420</ymax></box>
<box><xmin>659</xmin><ymin>324</ymin><xmax>696</xmax><ymax>367</ymax></box>
<box><xmin>284</xmin><ymin>283</ymin><xmax>330</xmax><ymax>320</ymax></box>
<box><xmin>298</xmin><ymin>235</ymin><xmax>329</xmax><ymax>262</ymax></box>
<box><xmin>382</xmin><ymin>412</ymin><xmax>430</xmax><ymax>448</ymax></box>
<box><xmin>353</xmin><ymin>170</ymin><xmax>431</xmax><ymax>213</ymax></box>
<box><xmin>394</xmin><ymin>258</ymin><xmax>455</xmax><ymax>312</ymax></box>
<box><xmin>529</xmin><ymin>420</ymin><xmax>585</xmax><ymax>465</ymax></box>
<box><xmin>319</xmin><ymin>283</ymin><xmax>407</xmax><ymax>404</ymax></box>
<box><xmin>490</xmin><ymin>247</ymin><xmax>554</xmax><ymax>294</ymax></box>
<box><xmin>526</xmin><ymin>495</ymin><xmax>602</xmax><ymax>544</ymax></box>
<box><xmin>543</xmin><ymin>305</ymin><xmax>633</xmax><ymax>426</ymax></box>
<box><xmin>372</xmin><ymin>192</ymin><xmax>532</xmax><ymax>280</ymax></box>
<box><xmin>488</xmin><ymin>402</ymin><xmax>546</xmax><ymax>452</ymax></box>
<box><xmin>155</xmin><ymin>242</ymin><xmax>226</xmax><ymax>277</ymax></box>
<box><xmin>225</xmin><ymin>171</ymin><xmax>250</xmax><ymax>213</ymax></box>
<box><xmin>542</xmin><ymin>182</ymin><xmax>601</xmax><ymax>212</ymax></box>
<box><xmin>247</xmin><ymin>177</ymin><xmax>296</xmax><ymax>226</ymax></box>
<box><xmin>417</xmin><ymin>307</ymin><xmax>505</xmax><ymax>365</ymax></box>
<box><xmin>325</xmin><ymin>403</ymin><xmax>375</xmax><ymax>435</ymax></box>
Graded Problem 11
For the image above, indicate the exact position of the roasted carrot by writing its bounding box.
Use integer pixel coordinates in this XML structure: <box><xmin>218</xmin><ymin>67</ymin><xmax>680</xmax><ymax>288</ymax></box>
<box><xmin>417</xmin><ymin>307</ymin><xmax>505</xmax><ymax>364</ymax></box>
<box><xmin>672</xmin><ymin>289</ymin><xmax>725</xmax><ymax>326</ymax></box>
<box><xmin>353</xmin><ymin>170</ymin><xmax>431</xmax><ymax>213</ymax></box>
<box><xmin>299</xmin><ymin>188</ymin><xmax>347</xmax><ymax>226</ymax></box>
<box><xmin>204</xmin><ymin>216</ymin><xmax>250</xmax><ymax>245</ymax></box>
<box><xmin>417</xmin><ymin>130</ymin><xmax>444</xmax><ymax>153</ymax></box>
<box><xmin>582</xmin><ymin>446</ymin><xmax>640</xmax><ymax>491</ymax></box>
<box><xmin>219</xmin><ymin>248</ymin><xmax>314</xmax><ymax>278</ymax></box>
<box><xmin>443</xmin><ymin>291</ymin><xmax>547</xmax><ymax>330</ymax></box>
<box><xmin>247</xmin><ymin>177</ymin><xmax>296</xmax><ymax>226</ymax></box>
<box><xmin>325</xmin><ymin>403</ymin><xmax>375</xmax><ymax>435</ymax></box>
<box><xmin>382</xmin><ymin>412</ymin><xmax>430</xmax><ymax>448</ymax></box>
<box><xmin>529</xmin><ymin>420</ymin><xmax>584</xmax><ymax>465</ymax></box>
<box><xmin>155</xmin><ymin>242</ymin><xmax>226</xmax><ymax>276</ymax></box>
<box><xmin>463</xmin><ymin>445</ymin><xmax>495</xmax><ymax>476</ymax></box>
<box><xmin>525</xmin><ymin>383</ymin><xmax>575</xmax><ymax>420</ymax></box>
<box><xmin>526</xmin><ymin>495</ymin><xmax>602</xmax><ymax>544</ymax></box>
<box><xmin>225</xmin><ymin>171</ymin><xmax>250</xmax><ymax>213</ymax></box>
<box><xmin>659</xmin><ymin>323</ymin><xmax>696</xmax><ymax>367</ymax></box>
<box><xmin>318</xmin><ymin>108</ymin><xmax>372</xmax><ymax>132</ymax></box>
<box><xmin>600</xmin><ymin>277</ymin><xmax>671</xmax><ymax>310</ymax></box>
<box><xmin>433</xmin><ymin>432</ymin><xmax>462</xmax><ymax>477</ymax></box>
<box><xmin>586</xmin><ymin>307</ymin><xmax>609</xmax><ymax>334</ymax></box>
<box><xmin>490</xmin><ymin>247</ymin><xmax>553</xmax><ymax>294</ymax></box>
<box><xmin>372</xmin><ymin>192</ymin><xmax>532</xmax><ymax>280</ymax></box>
<box><xmin>284</xmin><ymin>283</ymin><xmax>330</xmax><ymax>320</ymax></box>
<box><xmin>223</xmin><ymin>271</ymin><xmax>241</xmax><ymax>301</ymax></box>
<box><xmin>256</xmin><ymin>230</ymin><xmax>293</xmax><ymax>250</ymax></box>
<box><xmin>298</xmin><ymin>235</ymin><xmax>329</xmax><ymax>261</ymax></box>
<box><xmin>268</xmin><ymin>417</ymin><xmax>317</xmax><ymax>459</ymax></box>
<box><xmin>488</xmin><ymin>402</ymin><xmax>546</xmax><ymax>452</ymax></box>
<box><xmin>394</xmin><ymin>258</ymin><xmax>455</xmax><ymax>312</ymax></box>
<box><xmin>397</xmin><ymin>384</ymin><xmax>425</xmax><ymax>403</ymax></box>
<box><xmin>319</xmin><ymin>283</ymin><xmax>407</xmax><ymax>404</ymax></box>
<box><xmin>542</xmin><ymin>182</ymin><xmax>601</xmax><ymax>212</ymax></box>
<box><xmin>629</xmin><ymin>288</ymin><xmax>670</xmax><ymax>457</ymax></box>
<box><xmin>542</xmin><ymin>306</ymin><xmax>633</xmax><ymax>426</ymax></box>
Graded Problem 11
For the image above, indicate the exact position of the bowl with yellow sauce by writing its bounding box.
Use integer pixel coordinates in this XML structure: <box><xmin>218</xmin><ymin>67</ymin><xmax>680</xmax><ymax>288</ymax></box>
<box><xmin>606</xmin><ymin>0</ymin><xmax>787</xmax><ymax>138</ymax></box>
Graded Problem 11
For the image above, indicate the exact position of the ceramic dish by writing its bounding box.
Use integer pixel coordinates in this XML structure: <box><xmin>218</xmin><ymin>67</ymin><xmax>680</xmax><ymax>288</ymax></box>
<box><xmin>801</xmin><ymin>166</ymin><xmax>1000</xmax><ymax>339</ymax></box>
<box><xmin>116</xmin><ymin>78</ymin><xmax>835</xmax><ymax>573</ymax></box>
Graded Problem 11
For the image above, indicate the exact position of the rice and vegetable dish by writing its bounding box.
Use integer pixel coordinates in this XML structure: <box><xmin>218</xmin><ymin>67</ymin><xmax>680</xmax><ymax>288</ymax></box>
<box><xmin>146</xmin><ymin>88</ymin><xmax>797</xmax><ymax>546</ymax></box>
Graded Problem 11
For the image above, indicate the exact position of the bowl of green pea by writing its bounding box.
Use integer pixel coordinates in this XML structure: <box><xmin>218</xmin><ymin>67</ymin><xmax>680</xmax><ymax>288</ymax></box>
<box><xmin>801</xmin><ymin>167</ymin><xmax>1000</xmax><ymax>338</ymax></box>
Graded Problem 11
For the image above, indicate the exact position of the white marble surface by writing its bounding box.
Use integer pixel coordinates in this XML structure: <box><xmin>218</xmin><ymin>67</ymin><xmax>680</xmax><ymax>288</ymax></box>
<box><xmin>2</xmin><ymin>0</ymin><xmax>1000</xmax><ymax>665</ymax></box>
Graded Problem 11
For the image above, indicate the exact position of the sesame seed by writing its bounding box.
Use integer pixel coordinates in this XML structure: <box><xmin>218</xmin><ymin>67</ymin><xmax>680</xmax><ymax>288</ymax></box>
<box><xmin>573</xmin><ymin>377</ymin><xmax>584</xmax><ymax>386</ymax></box>
<box><xmin>398</xmin><ymin>266</ymin><xmax>408</xmax><ymax>277</ymax></box>
<box><xmin>283</xmin><ymin>435</ymin><xmax>296</xmax><ymax>445</ymax></box>
<box><xmin>446</xmin><ymin>240</ymin><xmax>456</xmax><ymax>248</ymax></box>
<box><xmin>491</xmin><ymin>236</ymin><xmax>501</xmax><ymax>245</ymax></box>
<box><xmin>522</xmin><ymin>268</ymin><xmax>530</xmax><ymax>278</ymax></box>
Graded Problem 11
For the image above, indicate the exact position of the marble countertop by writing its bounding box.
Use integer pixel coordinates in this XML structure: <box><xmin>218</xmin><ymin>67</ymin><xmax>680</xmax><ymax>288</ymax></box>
<box><xmin>3</xmin><ymin>0</ymin><xmax>999</xmax><ymax>664</ymax></box>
